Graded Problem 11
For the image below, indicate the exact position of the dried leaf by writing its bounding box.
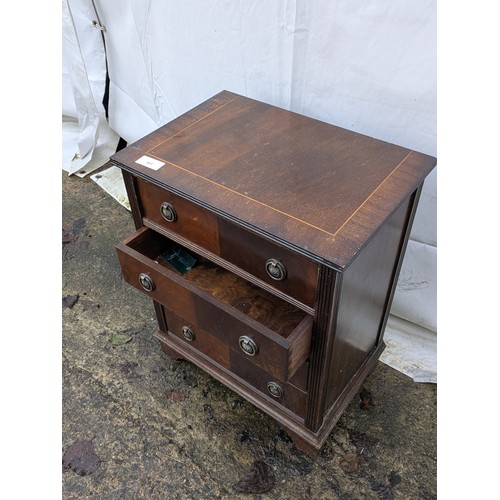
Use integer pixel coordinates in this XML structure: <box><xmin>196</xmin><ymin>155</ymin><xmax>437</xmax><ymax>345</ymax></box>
<box><xmin>339</xmin><ymin>452</ymin><xmax>359</xmax><ymax>474</ymax></box>
<box><xmin>62</xmin><ymin>218</ymin><xmax>86</xmax><ymax>245</ymax></box>
<box><xmin>62</xmin><ymin>440</ymin><xmax>100</xmax><ymax>476</ymax></box>
<box><xmin>348</xmin><ymin>429</ymin><xmax>376</xmax><ymax>453</ymax></box>
<box><xmin>233</xmin><ymin>460</ymin><xmax>275</xmax><ymax>494</ymax></box>
<box><xmin>62</xmin><ymin>295</ymin><xmax>79</xmax><ymax>309</ymax></box>
<box><xmin>276</xmin><ymin>428</ymin><xmax>293</xmax><ymax>443</ymax></box>
<box><xmin>62</xmin><ymin>220</ymin><xmax>89</xmax><ymax>260</ymax></box>
<box><xmin>388</xmin><ymin>471</ymin><xmax>401</xmax><ymax>487</ymax></box>
<box><xmin>62</xmin><ymin>228</ymin><xmax>78</xmax><ymax>245</ymax></box>
<box><xmin>236</xmin><ymin>429</ymin><xmax>252</xmax><ymax>443</ymax></box>
<box><xmin>183</xmin><ymin>373</ymin><xmax>198</xmax><ymax>387</ymax></box>
<box><xmin>359</xmin><ymin>387</ymin><xmax>374</xmax><ymax>410</ymax></box>
<box><xmin>109</xmin><ymin>332</ymin><xmax>133</xmax><ymax>347</ymax></box>
<box><xmin>165</xmin><ymin>390</ymin><xmax>186</xmax><ymax>403</ymax></box>
<box><xmin>71</xmin><ymin>217</ymin><xmax>86</xmax><ymax>237</ymax></box>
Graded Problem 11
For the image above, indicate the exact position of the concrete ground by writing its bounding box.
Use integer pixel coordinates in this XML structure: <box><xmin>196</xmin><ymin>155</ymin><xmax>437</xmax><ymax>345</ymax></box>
<box><xmin>62</xmin><ymin>167</ymin><xmax>437</xmax><ymax>499</ymax></box>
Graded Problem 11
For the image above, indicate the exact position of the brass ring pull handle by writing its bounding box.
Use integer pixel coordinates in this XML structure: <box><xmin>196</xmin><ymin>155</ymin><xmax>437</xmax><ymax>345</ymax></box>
<box><xmin>139</xmin><ymin>273</ymin><xmax>155</xmax><ymax>292</ymax></box>
<box><xmin>160</xmin><ymin>202</ymin><xmax>177</xmax><ymax>222</ymax></box>
<box><xmin>267</xmin><ymin>382</ymin><xmax>284</xmax><ymax>398</ymax></box>
<box><xmin>239</xmin><ymin>336</ymin><xmax>259</xmax><ymax>356</ymax></box>
<box><xmin>265</xmin><ymin>258</ymin><xmax>287</xmax><ymax>281</ymax></box>
<box><xmin>181</xmin><ymin>326</ymin><xmax>195</xmax><ymax>341</ymax></box>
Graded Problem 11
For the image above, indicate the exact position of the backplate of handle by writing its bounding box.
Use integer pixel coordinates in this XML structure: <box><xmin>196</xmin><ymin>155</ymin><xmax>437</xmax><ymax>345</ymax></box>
<box><xmin>160</xmin><ymin>202</ymin><xmax>177</xmax><ymax>222</ymax></box>
<box><xmin>265</xmin><ymin>258</ymin><xmax>287</xmax><ymax>281</ymax></box>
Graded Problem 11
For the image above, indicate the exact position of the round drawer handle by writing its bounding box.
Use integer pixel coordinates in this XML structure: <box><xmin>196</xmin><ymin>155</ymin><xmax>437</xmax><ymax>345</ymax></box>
<box><xmin>181</xmin><ymin>326</ymin><xmax>195</xmax><ymax>341</ymax></box>
<box><xmin>139</xmin><ymin>273</ymin><xmax>155</xmax><ymax>292</ymax></box>
<box><xmin>160</xmin><ymin>202</ymin><xmax>177</xmax><ymax>222</ymax></box>
<box><xmin>267</xmin><ymin>382</ymin><xmax>284</xmax><ymax>398</ymax></box>
<box><xmin>265</xmin><ymin>258</ymin><xmax>287</xmax><ymax>281</ymax></box>
<box><xmin>239</xmin><ymin>336</ymin><xmax>259</xmax><ymax>356</ymax></box>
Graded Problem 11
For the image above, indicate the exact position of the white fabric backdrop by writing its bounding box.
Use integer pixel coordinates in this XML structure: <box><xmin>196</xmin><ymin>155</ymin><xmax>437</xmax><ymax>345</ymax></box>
<box><xmin>63</xmin><ymin>0</ymin><xmax>436</xmax><ymax>334</ymax></box>
<box><xmin>62</xmin><ymin>0</ymin><xmax>119</xmax><ymax>174</ymax></box>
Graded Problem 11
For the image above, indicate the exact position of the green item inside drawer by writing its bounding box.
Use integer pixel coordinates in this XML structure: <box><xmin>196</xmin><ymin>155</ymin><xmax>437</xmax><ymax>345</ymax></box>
<box><xmin>160</xmin><ymin>242</ymin><xmax>197</xmax><ymax>274</ymax></box>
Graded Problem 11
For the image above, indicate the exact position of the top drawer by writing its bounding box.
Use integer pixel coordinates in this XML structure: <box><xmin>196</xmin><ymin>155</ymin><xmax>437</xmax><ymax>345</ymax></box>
<box><xmin>135</xmin><ymin>177</ymin><xmax>318</xmax><ymax>308</ymax></box>
<box><xmin>137</xmin><ymin>177</ymin><xmax>220</xmax><ymax>254</ymax></box>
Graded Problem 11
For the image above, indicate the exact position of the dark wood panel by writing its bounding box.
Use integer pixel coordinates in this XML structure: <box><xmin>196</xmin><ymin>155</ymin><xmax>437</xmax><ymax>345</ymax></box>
<box><xmin>192</xmin><ymin>294</ymin><xmax>312</xmax><ymax>382</ymax></box>
<box><xmin>218</xmin><ymin>219</ymin><xmax>318</xmax><ymax>308</ymax></box>
<box><xmin>148</xmin><ymin>95</ymin><xmax>410</xmax><ymax>234</ymax></box>
<box><xmin>305</xmin><ymin>265</ymin><xmax>340</xmax><ymax>431</ymax></box>
<box><xmin>116</xmin><ymin>229</ymin><xmax>197</xmax><ymax>324</ymax></box>
<box><xmin>111</xmin><ymin>90</ymin><xmax>238</xmax><ymax>162</ymax></box>
<box><xmin>304</xmin><ymin>340</ymin><xmax>386</xmax><ymax>456</ymax></box>
<box><xmin>153</xmin><ymin>300</ymin><xmax>168</xmax><ymax>333</ymax></box>
<box><xmin>121</xmin><ymin>170</ymin><xmax>143</xmax><ymax>229</ymax></box>
<box><xmin>228</xmin><ymin>349</ymin><xmax>308</xmax><ymax>420</ymax></box>
<box><xmin>163</xmin><ymin>308</ymin><xmax>230</xmax><ymax>369</ymax></box>
<box><xmin>153</xmin><ymin>329</ymin><xmax>310</xmax><ymax>428</ymax></box>
<box><xmin>324</xmin><ymin>194</ymin><xmax>414</xmax><ymax>410</ymax></box>
<box><xmin>287</xmin><ymin>316</ymin><xmax>313</xmax><ymax>379</ymax></box>
<box><xmin>136</xmin><ymin>177</ymin><xmax>220</xmax><ymax>254</ymax></box>
<box><xmin>288</xmin><ymin>358</ymin><xmax>310</xmax><ymax>393</ymax></box>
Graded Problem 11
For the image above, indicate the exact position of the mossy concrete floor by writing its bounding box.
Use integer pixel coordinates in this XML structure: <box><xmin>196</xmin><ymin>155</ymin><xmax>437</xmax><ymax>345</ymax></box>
<box><xmin>62</xmin><ymin>168</ymin><xmax>437</xmax><ymax>499</ymax></box>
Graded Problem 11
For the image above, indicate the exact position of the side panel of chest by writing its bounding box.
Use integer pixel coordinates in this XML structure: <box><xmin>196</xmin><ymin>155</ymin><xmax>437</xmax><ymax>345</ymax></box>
<box><xmin>305</xmin><ymin>189</ymin><xmax>418</xmax><ymax>437</ymax></box>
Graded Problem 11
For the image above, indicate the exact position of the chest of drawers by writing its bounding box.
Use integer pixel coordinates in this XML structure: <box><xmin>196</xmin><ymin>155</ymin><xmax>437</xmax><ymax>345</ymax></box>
<box><xmin>111</xmin><ymin>91</ymin><xmax>436</xmax><ymax>456</ymax></box>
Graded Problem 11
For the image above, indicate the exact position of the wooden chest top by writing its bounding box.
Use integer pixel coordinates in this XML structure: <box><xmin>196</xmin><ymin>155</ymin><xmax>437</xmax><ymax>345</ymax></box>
<box><xmin>111</xmin><ymin>90</ymin><xmax>436</xmax><ymax>268</ymax></box>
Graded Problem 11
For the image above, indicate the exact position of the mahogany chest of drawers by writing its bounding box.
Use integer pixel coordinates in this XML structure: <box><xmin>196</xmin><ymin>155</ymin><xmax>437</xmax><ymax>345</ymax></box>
<box><xmin>111</xmin><ymin>91</ymin><xmax>436</xmax><ymax>456</ymax></box>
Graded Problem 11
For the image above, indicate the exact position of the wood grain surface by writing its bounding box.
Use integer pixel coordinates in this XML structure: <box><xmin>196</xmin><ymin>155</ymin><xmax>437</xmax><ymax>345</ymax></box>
<box><xmin>157</xmin><ymin>254</ymin><xmax>305</xmax><ymax>338</ymax></box>
<box><xmin>111</xmin><ymin>90</ymin><xmax>436</xmax><ymax>267</ymax></box>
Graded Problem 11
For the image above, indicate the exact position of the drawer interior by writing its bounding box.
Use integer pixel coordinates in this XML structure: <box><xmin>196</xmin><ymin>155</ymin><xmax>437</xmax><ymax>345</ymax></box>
<box><xmin>127</xmin><ymin>229</ymin><xmax>308</xmax><ymax>339</ymax></box>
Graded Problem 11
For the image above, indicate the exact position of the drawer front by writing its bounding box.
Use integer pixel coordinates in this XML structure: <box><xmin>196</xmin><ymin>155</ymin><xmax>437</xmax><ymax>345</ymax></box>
<box><xmin>116</xmin><ymin>227</ymin><xmax>312</xmax><ymax>382</ymax></box>
<box><xmin>163</xmin><ymin>308</ymin><xmax>231</xmax><ymax>369</ymax></box>
<box><xmin>229</xmin><ymin>349</ymin><xmax>308</xmax><ymax>419</ymax></box>
<box><xmin>136</xmin><ymin>177</ymin><xmax>220</xmax><ymax>255</ymax></box>
<box><xmin>188</xmin><ymin>291</ymin><xmax>312</xmax><ymax>382</ymax></box>
<box><xmin>136</xmin><ymin>177</ymin><xmax>318</xmax><ymax>309</ymax></box>
<box><xmin>218</xmin><ymin>219</ymin><xmax>318</xmax><ymax>308</ymax></box>
<box><xmin>161</xmin><ymin>308</ymin><xmax>308</xmax><ymax>420</ymax></box>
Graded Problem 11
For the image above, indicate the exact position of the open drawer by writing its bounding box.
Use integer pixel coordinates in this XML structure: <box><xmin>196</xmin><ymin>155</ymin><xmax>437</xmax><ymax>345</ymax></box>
<box><xmin>116</xmin><ymin>227</ymin><xmax>313</xmax><ymax>382</ymax></box>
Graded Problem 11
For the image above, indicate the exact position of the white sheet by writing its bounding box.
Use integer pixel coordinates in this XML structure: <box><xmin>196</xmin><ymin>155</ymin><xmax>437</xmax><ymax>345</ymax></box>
<box><xmin>62</xmin><ymin>0</ymin><xmax>119</xmax><ymax>175</ymax></box>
